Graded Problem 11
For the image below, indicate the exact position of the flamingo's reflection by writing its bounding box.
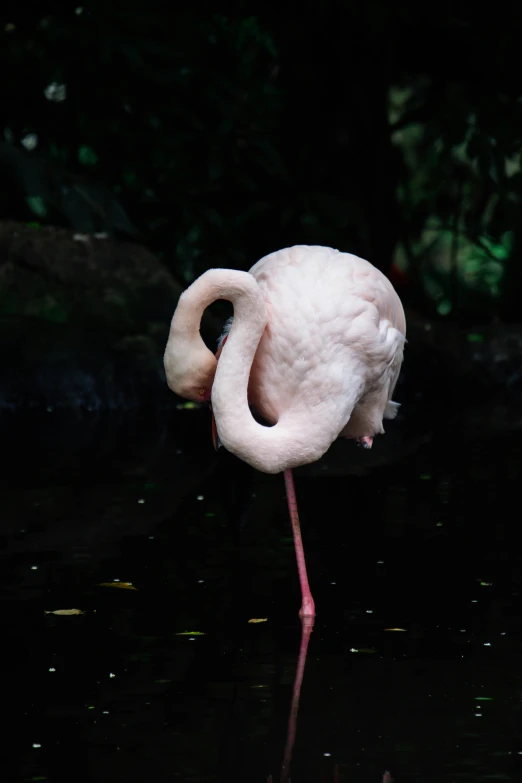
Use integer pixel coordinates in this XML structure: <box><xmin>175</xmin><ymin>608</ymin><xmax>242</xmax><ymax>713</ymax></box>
<box><xmin>267</xmin><ymin>617</ymin><xmax>392</xmax><ymax>783</ymax></box>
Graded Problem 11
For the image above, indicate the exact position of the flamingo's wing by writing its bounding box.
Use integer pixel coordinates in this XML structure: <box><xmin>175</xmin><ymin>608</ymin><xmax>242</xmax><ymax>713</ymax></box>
<box><xmin>382</xmin><ymin>326</ymin><xmax>405</xmax><ymax>419</ymax></box>
<box><xmin>358</xmin><ymin>263</ymin><xmax>405</xmax><ymax>420</ymax></box>
<box><xmin>216</xmin><ymin>316</ymin><xmax>233</xmax><ymax>352</ymax></box>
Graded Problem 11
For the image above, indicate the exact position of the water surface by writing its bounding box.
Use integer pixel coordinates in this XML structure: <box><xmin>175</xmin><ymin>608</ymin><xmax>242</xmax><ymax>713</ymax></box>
<box><xmin>2</xmin><ymin>410</ymin><xmax>522</xmax><ymax>782</ymax></box>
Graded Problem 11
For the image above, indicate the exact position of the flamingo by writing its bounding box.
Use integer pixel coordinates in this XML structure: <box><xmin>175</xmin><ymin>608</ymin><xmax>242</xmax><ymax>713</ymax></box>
<box><xmin>164</xmin><ymin>245</ymin><xmax>406</xmax><ymax>618</ymax></box>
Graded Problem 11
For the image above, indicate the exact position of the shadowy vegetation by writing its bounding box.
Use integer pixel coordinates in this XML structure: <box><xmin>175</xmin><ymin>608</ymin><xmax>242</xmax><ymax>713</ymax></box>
<box><xmin>1</xmin><ymin>4</ymin><xmax>522</xmax><ymax>321</ymax></box>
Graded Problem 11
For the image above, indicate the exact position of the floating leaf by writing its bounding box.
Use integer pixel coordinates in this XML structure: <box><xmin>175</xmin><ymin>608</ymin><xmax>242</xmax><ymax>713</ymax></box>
<box><xmin>248</xmin><ymin>618</ymin><xmax>268</xmax><ymax>624</ymax></box>
<box><xmin>176</xmin><ymin>401</ymin><xmax>200</xmax><ymax>410</ymax></box>
<box><xmin>474</xmin><ymin>696</ymin><xmax>493</xmax><ymax>701</ymax></box>
<box><xmin>467</xmin><ymin>333</ymin><xmax>485</xmax><ymax>342</ymax></box>
<box><xmin>384</xmin><ymin>627</ymin><xmax>407</xmax><ymax>632</ymax></box>
<box><xmin>358</xmin><ymin>648</ymin><xmax>377</xmax><ymax>654</ymax></box>
<box><xmin>98</xmin><ymin>582</ymin><xmax>137</xmax><ymax>590</ymax></box>
<box><xmin>129</xmin><ymin>652</ymin><xmax>152</xmax><ymax>663</ymax></box>
<box><xmin>419</xmin><ymin>474</ymin><xmax>431</xmax><ymax>480</ymax></box>
<box><xmin>44</xmin><ymin>608</ymin><xmax>84</xmax><ymax>615</ymax></box>
<box><xmin>175</xmin><ymin>631</ymin><xmax>206</xmax><ymax>636</ymax></box>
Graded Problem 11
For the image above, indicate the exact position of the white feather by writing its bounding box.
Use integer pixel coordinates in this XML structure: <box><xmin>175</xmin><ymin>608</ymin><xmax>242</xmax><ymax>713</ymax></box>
<box><xmin>217</xmin><ymin>316</ymin><xmax>234</xmax><ymax>349</ymax></box>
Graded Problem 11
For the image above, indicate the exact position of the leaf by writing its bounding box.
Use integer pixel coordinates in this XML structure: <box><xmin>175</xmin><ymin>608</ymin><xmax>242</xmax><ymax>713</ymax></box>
<box><xmin>78</xmin><ymin>145</ymin><xmax>98</xmax><ymax>166</ymax></box>
<box><xmin>384</xmin><ymin>627</ymin><xmax>407</xmax><ymax>632</ymax></box>
<box><xmin>44</xmin><ymin>608</ymin><xmax>84</xmax><ymax>615</ymax></box>
<box><xmin>437</xmin><ymin>298</ymin><xmax>452</xmax><ymax>315</ymax></box>
<box><xmin>26</xmin><ymin>195</ymin><xmax>47</xmax><ymax>217</ymax></box>
<box><xmin>248</xmin><ymin>618</ymin><xmax>267</xmax><ymax>624</ymax></box>
<box><xmin>98</xmin><ymin>581</ymin><xmax>137</xmax><ymax>590</ymax></box>
<box><xmin>176</xmin><ymin>401</ymin><xmax>200</xmax><ymax>410</ymax></box>
<box><xmin>175</xmin><ymin>631</ymin><xmax>206</xmax><ymax>636</ymax></box>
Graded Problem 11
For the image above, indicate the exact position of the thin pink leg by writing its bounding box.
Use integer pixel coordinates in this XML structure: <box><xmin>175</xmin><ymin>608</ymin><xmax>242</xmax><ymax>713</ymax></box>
<box><xmin>284</xmin><ymin>469</ymin><xmax>315</xmax><ymax>617</ymax></box>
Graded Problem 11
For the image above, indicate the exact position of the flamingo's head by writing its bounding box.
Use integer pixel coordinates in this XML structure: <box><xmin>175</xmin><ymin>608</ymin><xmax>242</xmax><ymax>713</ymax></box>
<box><xmin>164</xmin><ymin>336</ymin><xmax>217</xmax><ymax>403</ymax></box>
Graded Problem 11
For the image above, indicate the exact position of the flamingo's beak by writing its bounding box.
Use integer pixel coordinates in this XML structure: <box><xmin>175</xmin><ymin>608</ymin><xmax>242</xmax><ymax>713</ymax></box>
<box><xmin>209</xmin><ymin>403</ymin><xmax>222</xmax><ymax>450</ymax></box>
<box><xmin>210</xmin><ymin>333</ymin><xmax>228</xmax><ymax>451</ymax></box>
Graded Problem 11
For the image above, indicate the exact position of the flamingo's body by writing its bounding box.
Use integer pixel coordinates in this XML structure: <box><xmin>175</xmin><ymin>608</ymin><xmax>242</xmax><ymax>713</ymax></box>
<box><xmin>164</xmin><ymin>245</ymin><xmax>406</xmax><ymax>617</ymax></box>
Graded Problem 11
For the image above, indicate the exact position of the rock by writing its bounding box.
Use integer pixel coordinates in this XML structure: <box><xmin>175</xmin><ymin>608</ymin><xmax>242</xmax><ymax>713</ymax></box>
<box><xmin>0</xmin><ymin>221</ymin><xmax>218</xmax><ymax>410</ymax></box>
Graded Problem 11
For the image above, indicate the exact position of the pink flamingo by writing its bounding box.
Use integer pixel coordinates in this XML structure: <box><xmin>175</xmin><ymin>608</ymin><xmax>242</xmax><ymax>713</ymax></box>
<box><xmin>164</xmin><ymin>245</ymin><xmax>406</xmax><ymax>618</ymax></box>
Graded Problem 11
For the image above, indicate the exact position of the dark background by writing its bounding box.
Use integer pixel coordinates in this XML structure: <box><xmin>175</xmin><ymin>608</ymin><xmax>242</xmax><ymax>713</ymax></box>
<box><xmin>2</xmin><ymin>5</ymin><xmax>522</xmax><ymax>783</ymax></box>
<box><xmin>2</xmin><ymin>4</ymin><xmax>522</xmax><ymax>321</ymax></box>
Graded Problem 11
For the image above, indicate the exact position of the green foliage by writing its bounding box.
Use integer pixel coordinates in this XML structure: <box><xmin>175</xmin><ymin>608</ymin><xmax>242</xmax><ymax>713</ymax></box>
<box><xmin>389</xmin><ymin>73</ymin><xmax>522</xmax><ymax>317</ymax></box>
<box><xmin>78</xmin><ymin>145</ymin><xmax>98</xmax><ymax>166</ymax></box>
<box><xmin>0</xmin><ymin>9</ymin><xmax>286</xmax><ymax>273</ymax></box>
<box><xmin>2</xmin><ymin>6</ymin><xmax>522</xmax><ymax>319</ymax></box>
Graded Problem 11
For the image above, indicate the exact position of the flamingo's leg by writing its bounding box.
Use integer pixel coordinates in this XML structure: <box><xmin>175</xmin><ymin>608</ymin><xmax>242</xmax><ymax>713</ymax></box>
<box><xmin>283</xmin><ymin>469</ymin><xmax>315</xmax><ymax>618</ymax></box>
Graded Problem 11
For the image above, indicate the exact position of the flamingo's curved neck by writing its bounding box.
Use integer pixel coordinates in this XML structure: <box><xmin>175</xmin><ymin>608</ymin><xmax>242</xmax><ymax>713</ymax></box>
<box><xmin>174</xmin><ymin>268</ymin><xmax>360</xmax><ymax>474</ymax></box>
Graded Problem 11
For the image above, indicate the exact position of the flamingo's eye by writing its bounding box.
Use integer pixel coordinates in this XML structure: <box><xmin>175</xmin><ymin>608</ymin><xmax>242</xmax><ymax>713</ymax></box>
<box><xmin>198</xmin><ymin>389</ymin><xmax>206</xmax><ymax>396</ymax></box>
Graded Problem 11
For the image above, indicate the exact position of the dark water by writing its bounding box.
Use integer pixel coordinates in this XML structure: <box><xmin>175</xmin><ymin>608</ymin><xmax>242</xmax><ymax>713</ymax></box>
<box><xmin>2</xmin><ymin>409</ymin><xmax>522</xmax><ymax>782</ymax></box>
